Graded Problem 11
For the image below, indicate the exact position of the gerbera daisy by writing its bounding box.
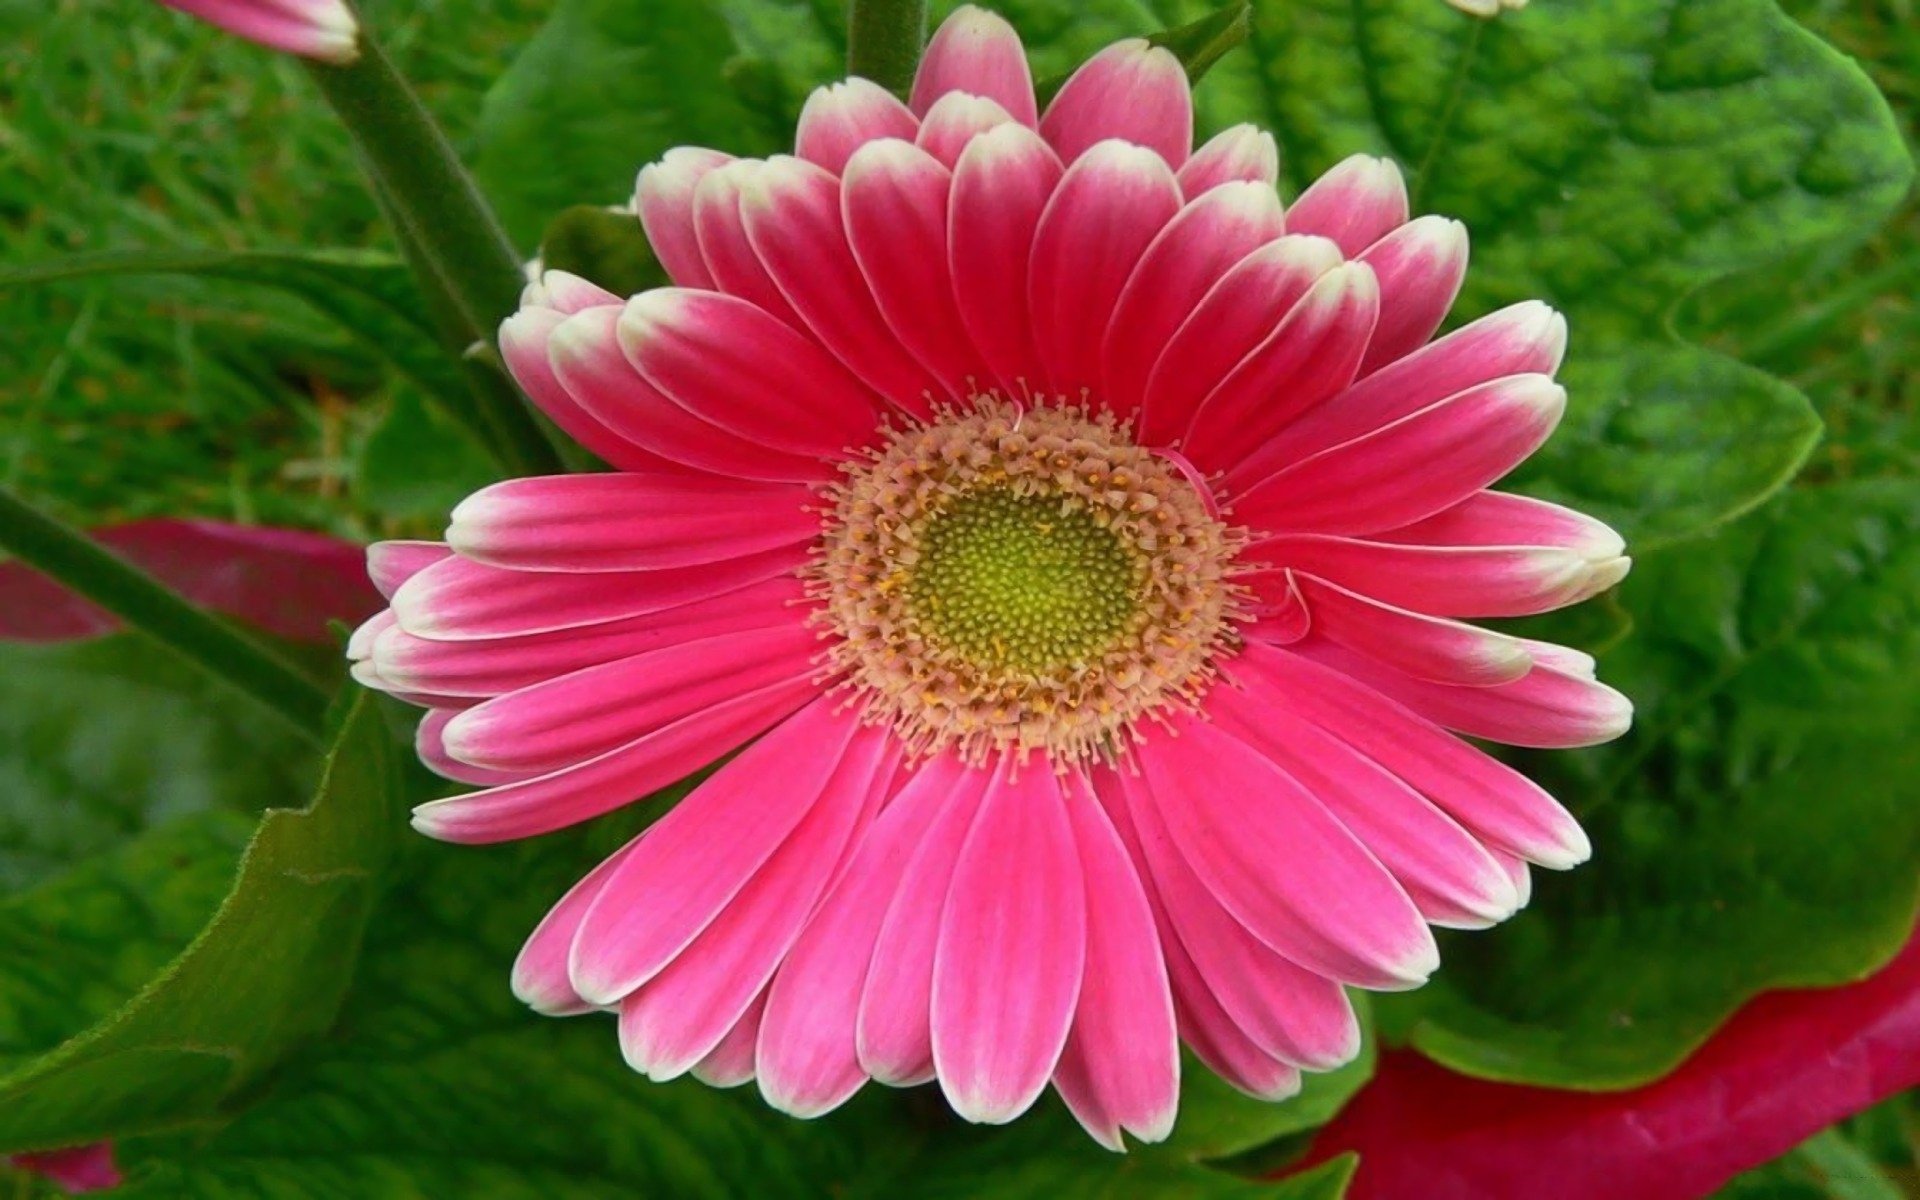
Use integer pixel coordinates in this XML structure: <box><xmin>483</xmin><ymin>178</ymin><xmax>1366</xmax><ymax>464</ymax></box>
<box><xmin>349</xmin><ymin>5</ymin><xmax>1631</xmax><ymax>1148</ymax></box>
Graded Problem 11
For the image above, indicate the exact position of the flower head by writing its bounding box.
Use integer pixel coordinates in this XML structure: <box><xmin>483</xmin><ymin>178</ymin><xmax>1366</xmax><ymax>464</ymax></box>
<box><xmin>351</xmin><ymin>4</ymin><xmax>1630</xmax><ymax>1148</ymax></box>
<box><xmin>156</xmin><ymin>0</ymin><xmax>359</xmax><ymax>64</ymax></box>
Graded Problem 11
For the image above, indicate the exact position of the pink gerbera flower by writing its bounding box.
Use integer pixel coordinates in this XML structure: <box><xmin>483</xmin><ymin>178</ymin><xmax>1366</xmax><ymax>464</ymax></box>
<box><xmin>349</xmin><ymin>6</ymin><xmax>1631</xmax><ymax>1148</ymax></box>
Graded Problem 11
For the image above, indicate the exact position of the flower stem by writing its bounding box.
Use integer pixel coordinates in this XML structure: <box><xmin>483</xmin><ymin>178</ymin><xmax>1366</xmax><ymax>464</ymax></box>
<box><xmin>306</xmin><ymin>37</ymin><xmax>564</xmax><ymax>474</ymax></box>
<box><xmin>847</xmin><ymin>0</ymin><xmax>927</xmax><ymax>96</ymax></box>
<box><xmin>0</xmin><ymin>489</ymin><xmax>331</xmax><ymax>741</ymax></box>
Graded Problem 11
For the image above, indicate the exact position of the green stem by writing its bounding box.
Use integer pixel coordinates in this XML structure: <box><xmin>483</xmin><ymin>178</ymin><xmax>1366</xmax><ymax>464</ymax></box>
<box><xmin>306</xmin><ymin>37</ymin><xmax>564</xmax><ymax>473</ymax></box>
<box><xmin>847</xmin><ymin>0</ymin><xmax>927</xmax><ymax>96</ymax></box>
<box><xmin>0</xmin><ymin>489</ymin><xmax>330</xmax><ymax>741</ymax></box>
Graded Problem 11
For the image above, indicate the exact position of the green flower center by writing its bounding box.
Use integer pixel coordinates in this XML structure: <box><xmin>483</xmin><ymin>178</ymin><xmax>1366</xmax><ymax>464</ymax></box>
<box><xmin>909</xmin><ymin>488</ymin><xmax>1140</xmax><ymax>674</ymax></box>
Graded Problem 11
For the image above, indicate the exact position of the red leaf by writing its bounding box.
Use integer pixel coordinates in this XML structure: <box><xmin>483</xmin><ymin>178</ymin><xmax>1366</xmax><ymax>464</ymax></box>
<box><xmin>0</xmin><ymin>519</ymin><xmax>378</xmax><ymax>644</ymax></box>
<box><xmin>1296</xmin><ymin>927</ymin><xmax>1920</xmax><ymax>1199</ymax></box>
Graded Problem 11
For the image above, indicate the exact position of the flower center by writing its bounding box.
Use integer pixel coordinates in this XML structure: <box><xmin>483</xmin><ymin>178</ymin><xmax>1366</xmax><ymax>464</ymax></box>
<box><xmin>810</xmin><ymin>401</ymin><xmax>1247</xmax><ymax>766</ymax></box>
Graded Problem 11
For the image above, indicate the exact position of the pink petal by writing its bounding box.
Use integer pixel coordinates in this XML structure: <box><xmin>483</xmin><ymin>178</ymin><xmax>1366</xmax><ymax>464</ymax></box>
<box><xmin>1209</xmin><ymin>689</ymin><xmax>1522</xmax><ymax>930</ymax></box>
<box><xmin>500</xmin><ymin>305</ymin><xmax>685</xmax><ymax>474</ymax></box>
<box><xmin>1100</xmin><ymin>180</ymin><xmax>1286</xmax><ymax>421</ymax></box>
<box><xmin>447</xmin><ymin>473</ymin><xmax>816</xmax><ymax>573</ymax></box>
<box><xmin>617</xmin><ymin>725</ymin><xmax>898</xmax><ymax>1080</ymax></box>
<box><xmin>741</xmin><ymin>156</ymin><xmax>951</xmax><ymax>416</ymax></box>
<box><xmin>389</xmin><ymin>545</ymin><xmax>802</xmax><ymax>639</ymax></box>
<box><xmin>367</xmin><ymin>540</ymin><xmax>450</xmax><ymax>600</ymax></box>
<box><xmin>950</xmin><ymin>123</ymin><xmax>1063</xmax><ymax>397</ymax></box>
<box><xmin>1114</xmin><ymin>767</ymin><xmax>1364</xmax><ymax>1070</ymax></box>
<box><xmin>694</xmin><ymin>162</ymin><xmax>809</xmax><ymax>327</ymax></box>
<box><xmin>842</xmin><ymin>139</ymin><xmax>987</xmax><ymax>395</ymax></box>
<box><xmin>911</xmin><ymin>5</ymin><xmax>1038</xmax><ymax>126</ymax></box>
<box><xmin>1184</xmin><ymin>262</ymin><xmax>1380</xmax><ymax>477</ymax></box>
<box><xmin>1247</xmin><ymin>535</ymin><xmax>1598</xmax><ymax>619</ymax></box>
<box><xmin>1254</xmin><ymin>300</ymin><xmax>1567</xmax><ymax>469</ymax></box>
<box><xmin>1358</xmin><ymin>215</ymin><xmax>1469</xmax><ymax>374</ymax></box>
<box><xmin>1234</xmin><ymin>374</ymin><xmax>1567</xmax><ymax>536</ymax></box>
<box><xmin>1137</xmin><ymin>234</ymin><xmax>1344</xmax><ymax>446</ymax></box>
<box><xmin>162</xmin><ymin>0</ymin><xmax>357</xmax><ymax>62</ymax></box>
<box><xmin>7</xmin><ymin>1143</ymin><xmax>123</xmax><ymax>1195</ymax></box>
<box><xmin>1383</xmin><ymin>490</ymin><xmax>1626</xmax><ymax>561</ymax></box>
<box><xmin>1242</xmin><ymin>567</ymin><xmax>1311</xmax><ymax>644</ymax></box>
<box><xmin>371</xmin><ymin>575</ymin><xmax>802</xmax><ymax>698</ymax></box>
<box><xmin>1290</xmin><ymin>574</ymin><xmax>1533</xmax><ymax>687</ymax></box>
<box><xmin>933</xmin><ymin>760</ymin><xmax>1086</xmax><ymax>1124</ymax></box>
<box><xmin>1284</xmin><ymin>155</ymin><xmax>1409</xmax><ymax>258</ymax></box>
<box><xmin>524</xmin><ymin>270</ymin><xmax>622</xmax><ymax>315</ymax></box>
<box><xmin>1051</xmin><ymin>772</ymin><xmax>1179</xmax><ymax>1150</ymax></box>
<box><xmin>795</xmin><ymin>78</ymin><xmax>920</xmax><ymax>174</ymax></box>
<box><xmin>758</xmin><ymin>752</ymin><xmax>975</xmax><ymax>1117</ymax></box>
<box><xmin>1232</xmin><ymin>643</ymin><xmax>1591</xmax><ymax>869</ymax></box>
<box><xmin>617</xmin><ymin>288</ymin><xmax>886</xmax><ymax>456</ymax></box>
<box><xmin>568</xmin><ymin>700</ymin><xmax>858</xmax><ymax>1004</ymax></box>
<box><xmin>440</xmin><ymin>625</ymin><xmax>821</xmax><ymax>773</ymax></box>
<box><xmin>1039</xmin><ymin>39</ymin><xmax>1192</xmax><ymax>167</ymax></box>
<box><xmin>1490</xmin><ymin>849</ymin><xmax>1534</xmax><ymax>908</ymax></box>
<box><xmin>1136</xmin><ymin>715</ymin><xmax>1438</xmax><ymax>990</ymax></box>
<box><xmin>1094</xmin><ymin>773</ymin><xmax>1306</xmax><ymax>1101</ymax></box>
<box><xmin>1299</xmin><ymin>640</ymin><xmax>1634</xmax><ymax>750</ymax></box>
<box><xmin>511</xmin><ymin>833</ymin><xmax>646</xmax><ymax>1015</ymax></box>
<box><xmin>859</xmin><ymin>764</ymin><xmax>996</xmax><ymax>1086</ymax></box>
<box><xmin>915</xmin><ymin>91</ymin><xmax>1018</xmax><ymax>169</ymax></box>
<box><xmin>690</xmin><ymin>991</ymin><xmax>767</xmax><ymax>1088</ymax></box>
<box><xmin>1028</xmin><ymin>140</ymin><xmax>1182</xmax><ymax>400</ymax></box>
<box><xmin>409</xmin><ymin>676</ymin><xmax>820</xmax><ymax>844</ymax></box>
<box><xmin>1178</xmin><ymin>124</ymin><xmax>1279</xmax><ymax>198</ymax></box>
<box><xmin>634</xmin><ymin>147</ymin><xmax>735</xmax><ymax>289</ymax></box>
<box><xmin>548</xmin><ymin>306</ymin><xmax>831</xmax><ymax>482</ymax></box>
<box><xmin>416</xmin><ymin>708</ymin><xmax>540</xmax><ymax>788</ymax></box>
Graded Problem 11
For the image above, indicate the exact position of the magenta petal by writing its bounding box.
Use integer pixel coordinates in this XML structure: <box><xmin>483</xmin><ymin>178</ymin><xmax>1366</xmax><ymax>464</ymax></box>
<box><xmin>8</xmin><ymin>1143</ymin><xmax>122</xmax><ymax>1195</ymax></box>
<box><xmin>859</xmin><ymin>762</ymin><xmax>995</xmax><ymax>1086</ymax></box>
<box><xmin>568</xmin><ymin>700</ymin><xmax>858</xmax><ymax>1004</ymax></box>
<box><xmin>842</xmin><ymin>138</ymin><xmax>988</xmax><ymax>395</ymax></box>
<box><xmin>617</xmin><ymin>288</ymin><xmax>885</xmax><ymax>456</ymax></box>
<box><xmin>795</xmin><ymin>78</ymin><xmax>920</xmax><ymax>175</ymax></box>
<box><xmin>409</xmin><ymin>676</ymin><xmax>819</xmax><ymax>844</ymax></box>
<box><xmin>690</xmin><ymin>990</ymin><xmax>768</xmax><ymax>1088</ymax></box>
<box><xmin>759</xmin><ymin>752</ymin><xmax>973</xmax><ymax>1117</ymax></box>
<box><xmin>1185</xmin><ymin>261</ymin><xmax>1381</xmax><ymax>477</ymax></box>
<box><xmin>1137</xmin><ymin>715</ymin><xmax>1438</xmax><ymax>990</ymax></box>
<box><xmin>911</xmin><ymin>5</ymin><xmax>1037</xmax><ymax>126</ymax></box>
<box><xmin>1233</xmin><ymin>643</ymin><xmax>1591</xmax><ymax>869</ymax></box>
<box><xmin>914</xmin><ymin>91</ymin><xmax>1018</xmax><ymax>169</ymax></box>
<box><xmin>1138</xmin><ymin>234</ymin><xmax>1343</xmax><ymax>447</ymax></box>
<box><xmin>366</xmin><ymin>540</ymin><xmax>450</xmax><ymax>601</ymax></box>
<box><xmin>1291</xmin><ymin>574</ymin><xmax>1533</xmax><ymax>688</ymax></box>
<box><xmin>1385</xmin><ymin>490</ymin><xmax>1625</xmax><ymax>561</ymax></box>
<box><xmin>1101</xmin><ymin>180</ymin><xmax>1286</xmax><ymax>422</ymax></box>
<box><xmin>500</xmin><ymin>305</ymin><xmax>684</xmax><ymax>475</ymax></box>
<box><xmin>1284</xmin><ymin>155</ymin><xmax>1409</xmax><ymax>258</ymax></box>
<box><xmin>741</xmin><ymin>156</ymin><xmax>951</xmax><ymax>415</ymax></box>
<box><xmin>1178</xmin><ymin>124</ymin><xmax>1280</xmax><ymax>198</ymax></box>
<box><xmin>1234</xmin><ymin>374</ymin><xmax>1567</xmax><ymax>536</ymax></box>
<box><xmin>1028</xmin><ymin>139</ymin><xmax>1182</xmax><ymax>400</ymax></box>
<box><xmin>1051</xmin><ymin>772</ymin><xmax>1179</xmax><ymax>1149</ymax></box>
<box><xmin>932</xmin><ymin>760</ymin><xmax>1086</xmax><ymax>1124</ymax></box>
<box><xmin>950</xmin><ymin>123</ymin><xmax>1063</xmax><ymax>397</ymax></box>
<box><xmin>512</xmin><ymin>833</ymin><xmax>644</xmax><ymax>1016</ymax></box>
<box><xmin>1039</xmin><ymin>39</ymin><xmax>1192</xmax><ymax>167</ymax></box>
<box><xmin>1358</xmin><ymin>215</ymin><xmax>1469</xmax><ymax>375</ymax></box>
<box><xmin>440</xmin><ymin>624</ymin><xmax>820</xmax><ymax>773</ymax></box>
<box><xmin>618</xmin><ymin>725</ymin><xmax>898</xmax><ymax>1080</ymax></box>
<box><xmin>1248</xmin><ymin>535</ymin><xmax>1597</xmax><ymax>620</ymax></box>
<box><xmin>447</xmin><ymin>473</ymin><xmax>816</xmax><ymax>573</ymax></box>
<box><xmin>416</xmin><ymin>709</ymin><xmax>540</xmax><ymax>788</ymax></box>
<box><xmin>635</xmin><ymin>147</ymin><xmax>735</xmax><ymax>289</ymax></box>
<box><xmin>693</xmin><ymin>162</ymin><xmax>809</xmax><ymax>327</ymax></box>
<box><xmin>1115</xmin><ymin>767</ymin><xmax>1364</xmax><ymax>1070</ymax></box>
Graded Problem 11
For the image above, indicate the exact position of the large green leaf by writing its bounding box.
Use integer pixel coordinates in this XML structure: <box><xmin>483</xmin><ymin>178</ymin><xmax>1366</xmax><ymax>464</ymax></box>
<box><xmin>0</xmin><ymin>634</ymin><xmax>320</xmax><ymax>894</ymax></box>
<box><xmin>0</xmin><ymin>693</ymin><xmax>406</xmax><ymax>1153</ymax></box>
<box><xmin>1382</xmin><ymin>481</ymin><xmax>1920</xmax><ymax>1087</ymax></box>
<box><xmin>473</xmin><ymin>0</ymin><xmax>777</xmax><ymax>247</ymax></box>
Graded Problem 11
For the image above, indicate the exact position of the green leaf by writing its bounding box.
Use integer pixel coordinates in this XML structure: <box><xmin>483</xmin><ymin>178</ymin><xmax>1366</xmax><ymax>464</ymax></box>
<box><xmin>1</xmin><ymin>249</ymin><xmax>463</xmax><ymax>412</ymax></box>
<box><xmin>1206</xmin><ymin>0</ymin><xmax>1909</xmax><ymax>545</ymax></box>
<box><xmin>354</xmin><ymin>390</ymin><xmax>499</xmax><ymax>524</ymax></box>
<box><xmin>0</xmin><ymin>635</ymin><xmax>321</xmax><ymax>894</ymax></box>
<box><xmin>538</xmin><ymin>204</ymin><xmax>671</xmax><ymax>298</ymax></box>
<box><xmin>474</xmin><ymin>0</ymin><xmax>776</xmax><ymax>248</ymax></box>
<box><xmin>1382</xmin><ymin>481</ymin><xmax>1920</xmax><ymax>1088</ymax></box>
<box><xmin>0</xmin><ymin>692</ymin><xmax>406</xmax><ymax>1153</ymax></box>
